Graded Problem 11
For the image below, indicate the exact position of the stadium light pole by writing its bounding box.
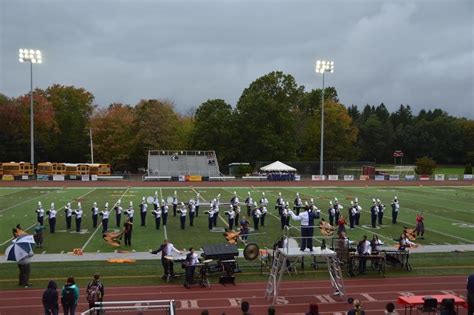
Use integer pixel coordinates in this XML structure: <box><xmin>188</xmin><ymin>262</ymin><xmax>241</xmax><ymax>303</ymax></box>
<box><xmin>315</xmin><ymin>60</ymin><xmax>334</xmax><ymax>176</ymax></box>
<box><xmin>19</xmin><ymin>48</ymin><xmax>42</xmax><ymax>165</ymax></box>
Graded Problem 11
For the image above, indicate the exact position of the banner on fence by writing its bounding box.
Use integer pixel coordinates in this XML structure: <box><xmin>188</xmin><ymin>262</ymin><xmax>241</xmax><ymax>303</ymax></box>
<box><xmin>359</xmin><ymin>175</ymin><xmax>369</xmax><ymax>181</ymax></box>
<box><xmin>81</xmin><ymin>175</ymin><xmax>90</xmax><ymax>182</ymax></box>
<box><xmin>405</xmin><ymin>175</ymin><xmax>416</xmax><ymax>181</ymax></box>
<box><xmin>178</xmin><ymin>175</ymin><xmax>186</xmax><ymax>182</ymax></box>
<box><xmin>464</xmin><ymin>174</ymin><xmax>473</xmax><ymax>180</ymax></box>
<box><xmin>389</xmin><ymin>175</ymin><xmax>400</xmax><ymax>181</ymax></box>
<box><xmin>448</xmin><ymin>175</ymin><xmax>459</xmax><ymax>181</ymax></box>
<box><xmin>37</xmin><ymin>175</ymin><xmax>49</xmax><ymax>181</ymax></box>
<box><xmin>419</xmin><ymin>175</ymin><xmax>430</xmax><ymax>181</ymax></box>
<box><xmin>375</xmin><ymin>175</ymin><xmax>385</xmax><ymax>181</ymax></box>
<box><xmin>21</xmin><ymin>175</ymin><xmax>29</xmax><ymax>180</ymax></box>
<box><xmin>435</xmin><ymin>174</ymin><xmax>445</xmax><ymax>181</ymax></box>
<box><xmin>2</xmin><ymin>175</ymin><xmax>15</xmax><ymax>181</ymax></box>
<box><xmin>91</xmin><ymin>175</ymin><xmax>98</xmax><ymax>181</ymax></box>
<box><xmin>311</xmin><ymin>175</ymin><xmax>325</xmax><ymax>181</ymax></box>
<box><xmin>328</xmin><ymin>175</ymin><xmax>339</xmax><ymax>181</ymax></box>
<box><xmin>295</xmin><ymin>175</ymin><xmax>301</xmax><ymax>181</ymax></box>
<box><xmin>343</xmin><ymin>175</ymin><xmax>354</xmax><ymax>181</ymax></box>
<box><xmin>52</xmin><ymin>175</ymin><xmax>65</xmax><ymax>181</ymax></box>
<box><xmin>186</xmin><ymin>175</ymin><xmax>202</xmax><ymax>182</ymax></box>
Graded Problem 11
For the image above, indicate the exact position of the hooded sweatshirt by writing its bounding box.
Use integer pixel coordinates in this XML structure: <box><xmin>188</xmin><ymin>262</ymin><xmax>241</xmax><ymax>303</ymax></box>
<box><xmin>42</xmin><ymin>280</ymin><xmax>58</xmax><ymax>309</ymax></box>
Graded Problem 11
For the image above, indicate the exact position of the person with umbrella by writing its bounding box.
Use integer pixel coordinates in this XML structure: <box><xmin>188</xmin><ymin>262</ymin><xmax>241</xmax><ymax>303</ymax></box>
<box><xmin>6</xmin><ymin>234</ymin><xmax>35</xmax><ymax>288</ymax></box>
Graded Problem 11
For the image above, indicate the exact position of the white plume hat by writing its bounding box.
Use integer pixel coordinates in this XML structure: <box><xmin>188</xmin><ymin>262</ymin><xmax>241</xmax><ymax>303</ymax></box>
<box><xmin>130</xmin><ymin>201</ymin><xmax>133</xmax><ymax>207</ymax></box>
<box><xmin>310</xmin><ymin>198</ymin><xmax>314</xmax><ymax>203</ymax></box>
<box><xmin>174</xmin><ymin>190</ymin><xmax>177</xmax><ymax>195</ymax></box>
<box><xmin>197</xmin><ymin>193</ymin><xmax>200</xmax><ymax>197</ymax></box>
<box><xmin>305</xmin><ymin>201</ymin><xmax>308</xmax><ymax>206</ymax></box>
<box><xmin>233</xmin><ymin>191</ymin><xmax>237</xmax><ymax>195</ymax></box>
<box><xmin>394</xmin><ymin>196</ymin><xmax>398</xmax><ymax>199</ymax></box>
<box><xmin>248</xmin><ymin>191</ymin><xmax>251</xmax><ymax>195</ymax></box>
<box><xmin>329</xmin><ymin>201</ymin><xmax>333</xmax><ymax>205</ymax></box>
<box><xmin>105</xmin><ymin>202</ymin><xmax>109</xmax><ymax>208</ymax></box>
<box><xmin>67</xmin><ymin>202</ymin><xmax>71</xmax><ymax>207</ymax></box>
<box><xmin>78</xmin><ymin>202</ymin><xmax>82</xmax><ymax>207</ymax></box>
<box><xmin>142</xmin><ymin>196</ymin><xmax>145</xmax><ymax>201</ymax></box>
<box><xmin>38</xmin><ymin>201</ymin><xmax>42</xmax><ymax>207</ymax></box>
<box><xmin>334</xmin><ymin>197</ymin><xmax>338</xmax><ymax>202</ymax></box>
<box><xmin>372</xmin><ymin>198</ymin><xmax>376</xmax><ymax>203</ymax></box>
<box><xmin>118</xmin><ymin>199</ymin><xmax>121</xmax><ymax>204</ymax></box>
<box><xmin>154</xmin><ymin>191</ymin><xmax>158</xmax><ymax>196</ymax></box>
<box><xmin>355</xmin><ymin>197</ymin><xmax>359</xmax><ymax>203</ymax></box>
<box><xmin>50</xmin><ymin>202</ymin><xmax>54</xmax><ymax>208</ymax></box>
<box><xmin>296</xmin><ymin>192</ymin><xmax>299</xmax><ymax>196</ymax></box>
<box><xmin>161</xmin><ymin>199</ymin><xmax>165</xmax><ymax>203</ymax></box>
<box><xmin>278</xmin><ymin>192</ymin><xmax>282</xmax><ymax>196</ymax></box>
<box><xmin>351</xmin><ymin>201</ymin><xmax>354</xmax><ymax>205</ymax></box>
<box><xmin>93</xmin><ymin>202</ymin><xmax>97</xmax><ymax>206</ymax></box>
<box><xmin>262</xmin><ymin>192</ymin><xmax>265</xmax><ymax>196</ymax></box>
<box><xmin>377</xmin><ymin>198</ymin><xmax>381</xmax><ymax>202</ymax></box>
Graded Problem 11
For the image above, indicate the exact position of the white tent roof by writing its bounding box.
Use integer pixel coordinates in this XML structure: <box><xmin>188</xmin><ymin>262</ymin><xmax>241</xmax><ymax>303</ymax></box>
<box><xmin>260</xmin><ymin>161</ymin><xmax>297</xmax><ymax>172</ymax></box>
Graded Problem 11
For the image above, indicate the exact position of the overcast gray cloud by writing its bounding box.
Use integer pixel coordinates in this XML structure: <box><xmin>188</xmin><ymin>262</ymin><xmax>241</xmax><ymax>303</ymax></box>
<box><xmin>1</xmin><ymin>0</ymin><xmax>473</xmax><ymax>117</ymax></box>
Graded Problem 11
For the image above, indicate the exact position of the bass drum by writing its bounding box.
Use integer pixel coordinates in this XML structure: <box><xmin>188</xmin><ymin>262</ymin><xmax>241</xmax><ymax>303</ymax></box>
<box><xmin>243</xmin><ymin>243</ymin><xmax>260</xmax><ymax>261</ymax></box>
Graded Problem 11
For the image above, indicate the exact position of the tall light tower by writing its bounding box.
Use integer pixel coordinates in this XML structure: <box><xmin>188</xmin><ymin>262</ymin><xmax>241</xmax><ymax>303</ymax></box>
<box><xmin>19</xmin><ymin>49</ymin><xmax>42</xmax><ymax>165</ymax></box>
<box><xmin>315</xmin><ymin>60</ymin><xmax>334</xmax><ymax>176</ymax></box>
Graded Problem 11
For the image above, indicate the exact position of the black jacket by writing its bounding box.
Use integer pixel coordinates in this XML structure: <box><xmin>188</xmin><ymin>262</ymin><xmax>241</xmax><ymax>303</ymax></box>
<box><xmin>42</xmin><ymin>280</ymin><xmax>59</xmax><ymax>309</ymax></box>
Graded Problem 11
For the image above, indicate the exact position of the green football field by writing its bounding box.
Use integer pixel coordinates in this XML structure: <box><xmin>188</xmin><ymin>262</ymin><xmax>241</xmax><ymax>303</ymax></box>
<box><xmin>0</xmin><ymin>185</ymin><xmax>473</xmax><ymax>255</ymax></box>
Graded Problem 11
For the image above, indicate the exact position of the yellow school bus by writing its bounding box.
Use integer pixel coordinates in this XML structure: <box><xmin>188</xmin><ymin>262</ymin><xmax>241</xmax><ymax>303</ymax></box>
<box><xmin>64</xmin><ymin>163</ymin><xmax>80</xmax><ymax>176</ymax></box>
<box><xmin>77</xmin><ymin>164</ymin><xmax>91</xmax><ymax>175</ymax></box>
<box><xmin>37</xmin><ymin>162</ymin><xmax>66</xmax><ymax>175</ymax></box>
<box><xmin>0</xmin><ymin>163</ymin><xmax>3</xmax><ymax>176</ymax></box>
<box><xmin>2</xmin><ymin>162</ymin><xmax>34</xmax><ymax>176</ymax></box>
<box><xmin>88</xmin><ymin>163</ymin><xmax>111</xmax><ymax>176</ymax></box>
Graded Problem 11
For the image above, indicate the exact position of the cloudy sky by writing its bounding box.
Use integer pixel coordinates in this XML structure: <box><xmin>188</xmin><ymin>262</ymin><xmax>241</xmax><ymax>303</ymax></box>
<box><xmin>1</xmin><ymin>0</ymin><xmax>473</xmax><ymax>117</ymax></box>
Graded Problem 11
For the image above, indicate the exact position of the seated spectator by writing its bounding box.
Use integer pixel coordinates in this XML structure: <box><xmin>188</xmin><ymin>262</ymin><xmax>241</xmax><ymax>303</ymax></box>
<box><xmin>384</xmin><ymin>302</ymin><xmax>399</xmax><ymax>314</ymax></box>
<box><xmin>347</xmin><ymin>299</ymin><xmax>366</xmax><ymax>315</ymax></box>
<box><xmin>439</xmin><ymin>299</ymin><xmax>456</xmax><ymax>315</ymax></box>
<box><xmin>241</xmin><ymin>300</ymin><xmax>251</xmax><ymax>314</ymax></box>
<box><xmin>306</xmin><ymin>303</ymin><xmax>319</xmax><ymax>315</ymax></box>
<box><xmin>268</xmin><ymin>305</ymin><xmax>276</xmax><ymax>315</ymax></box>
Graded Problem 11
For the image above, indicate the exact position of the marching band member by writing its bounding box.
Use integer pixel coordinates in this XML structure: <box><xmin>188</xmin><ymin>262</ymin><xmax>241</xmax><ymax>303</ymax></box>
<box><xmin>354</xmin><ymin>197</ymin><xmax>362</xmax><ymax>226</ymax></box>
<box><xmin>377</xmin><ymin>199</ymin><xmax>385</xmax><ymax>225</ymax></box>
<box><xmin>251</xmin><ymin>202</ymin><xmax>262</xmax><ymax>230</ymax></box>
<box><xmin>288</xmin><ymin>206</ymin><xmax>317</xmax><ymax>251</ymax></box>
<box><xmin>280</xmin><ymin>202</ymin><xmax>290</xmax><ymax>230</ymax></box>
<box><xmin>140</xmin><ymin>197</ymin><xmax>148</xmax><ymax>227</ymax></box>
<box><xmin>357</xmin><ymin>235</ymin><xmax>371</xmax><ymax>274</ymax></box>
<box><xmin>188</xmin><ymin>199</ymin><xmax>196</xmax><ymax>227</ymax></box>
<box><xmin>113</xmin><ymin>199</ymin><xmax>122</xmax><ymax>228</ymax></box>
<box><xmin>172</xmin><ymin>191</ymin><xmax>178</xmax><ymax>217</ymax></box>
<box><xmin>153</xmin><ymin>191</ymin><xmax>160</xmax><ymax>211</ymax></box>
<box><xmin>151</xmin><ymin>204</ymin><xmax>162</xmax><ymax>230</ymax></box>
<box><xmin>225</xmin><ymin>204</ymin><xmax>236</xmax><ymax>230</ymax></box>
<box><xmin>124</xmin><ymin>218</ymin><xmax>133</xmax><ymax>246</ymax></box>
<box><xmin>125</xmin><ymin>201</ymin><xmax>134</xmax><ymax>223</ymax></box>
<box><xmin>207</xmin><ymin>201</ymin><xmax>216</xmax><ymax>231</ymax></box>
<box><xmin>231</xmin><ymin>191</ymin><xmax>240</xmax><ymax>224</ymax></box>
<box><xmin>47</xmin><ymin>203</ymin><xmax>57</xmax><ymax>234</ymax></box>
<box><xmin>151</xmin><ymin>239</ymin><xmax>182</xmax><ymax>280</ymax></box>
<box><xmin>349</xmin><ymin>201</ymin><xmax>357</xmax><ymax>229</ymax></box>
<box><xmin>370</xmin><ymin>199</ymin><xmax>378</xmax><ymax>228</ymax></box>
<box><xmin>64</xmin><ymin>202</ymin><xmax>73</xmax><ymax>230</ymax></box>
<box><xmin>245</xmin><ymin>192</ymin><xmax>253</xmax><ymax>216</ymax></box>
<box><xmin>239</xmin><ymin>216</ymin><xmax>250</xmax><ymax>242</ymax></box>
<box><xmin>161</xmin><ymin>199</ymin><xmax>169</xmax><ymax>226</ymax></box>
<box><xmin>391</xmin><ymin>196</ymin><xmax>400</xmax><ymax>224</ymax></box>
<box><xmin>100</xmin><ymin>203</ymin><xmax>110</xmax><ymax>233</ymax></box>
<box><xmin>260</xmin><ymin>192</ymin><xmax>269</xmax><ymax>208</ymax></box>
<box><xmin>91</xmin><ymin>201</ymin><xmax>99</xmax><ymax>228</ymax></box>
<box><xmin>328</xmin><ymin>201</ymin><xmax>335</xmax><ymax>226</ymax></box>
<box><xmin>294</xmin><ymin>192</ymin><xmax>303</xmax><ymax>215</ymax></box>
<box><xmin>276</xmin><ymin>192</ymin><xmax>284</xmax><ymax>215</ymax></box>
<box><xmin>74</xmin><ymin>202</ymin><xmax>83</xmax><ymax>233</ymax></box>
<box><xmin>184</xmin><ymin>247</ymin><xmax>200</xmax><ymax>289</ymax></box>
<box><xmin>178</xmin><ymin>202</ymin><xmax>187</xmax><ymax>230</ymax></box>
<box><xmin>195</xmin><ymin>193</ymin><xmax>200</xmax><ymax>217</ymax></box>
<box><xmin>310</xmin><ymin>199</ymin><xmax>321</xmax><ymax>219</ymax></box>
<box><xmin>334</xmin><ymin>197</ymin><xmax>343</xmax><ymax>223</ymax></box>
<box><xmin>415</xmin><ymin>212</ymin><xmax>425</xmax><ymax>239</ymax></box>
<box><xmin>307</xmin><ymin>203</ymin><xmax>317</xmax><ymax>237</ymax></box>
<box><xmin>260</xmin><ymin>202</ymin><xmax>268</xmax><ymax>226</ymax></box>
<box><xmin>337</xmin><ymin>215</ymin><xmax>346</xmax><ymax>235</ymax></box>
<box><xmin>36</xmin><ymin>201</ymin><xmax>45</xmax><ymax>225</ymax></box>
<box><xmin>213</xmin><ymin>195</ymin><xmax>221</xmax><ymax>228</ymax></box>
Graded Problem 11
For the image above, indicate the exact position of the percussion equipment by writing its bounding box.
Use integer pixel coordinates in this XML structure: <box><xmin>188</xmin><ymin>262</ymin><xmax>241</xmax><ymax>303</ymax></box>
<box><xmin>166</xmin><ymin>196</ymin><xmax>174</xmax><ymax>203</ymax></box>
<box><xmin>146</xmin><ymin>196</ymin><xmax>155</xmax><ymax>204</ymax></box>
<box><xmin>243</xmin><ymin>243</ymin><xmax>260</xmax><ymax>261</ymax></box>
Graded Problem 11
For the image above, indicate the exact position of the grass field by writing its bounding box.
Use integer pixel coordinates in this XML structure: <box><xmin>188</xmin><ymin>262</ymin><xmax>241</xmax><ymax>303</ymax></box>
<box><xmin>0</xmin><ymin>185</ymin><xmax>473</xmax><ymax>254</ymax></box>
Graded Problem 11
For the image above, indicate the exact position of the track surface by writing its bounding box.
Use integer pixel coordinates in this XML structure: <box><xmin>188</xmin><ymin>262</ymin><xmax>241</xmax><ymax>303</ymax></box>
<box><xmin>0</xmin><ymin>276</ymin><xmax>468</xmax><ymax>315</ymax></box>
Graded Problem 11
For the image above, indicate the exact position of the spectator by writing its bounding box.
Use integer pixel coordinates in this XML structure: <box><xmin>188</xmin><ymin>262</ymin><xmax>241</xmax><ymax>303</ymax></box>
<box><xmin>42</xmin><ymin>280</ymin><xmax>59</xmax><ymax>315</ymax></box>
<box><xmin>241</xmin><ymin>300</ymin><xmax>251</xmax><ymax>314</ymax></box>
<box><xmin>201</xmin><ymin>310</ymin><xmax>209</xmax><ymax>315</ymax></box>
<box><xmin>468</xmin><ymin>273</ymin><xmax>474</xmax><ymax>315</ymax></box>
<box><xmin>384</xmin><ymin>302</ymin><xmax>399</xmax><ymax>314</ymax></box>
<box><xmin>61</xmin><ymin>277</ymin><xmax>79</xmax><ymax>315</ymax></box>
<box><xmin>268</xmin><ymin>305</ymin><xmax>276</xmax><ymax>315</ymax></box>
<box><xmin>18</xmin><ymin>248</ymin><xmax>34</xmax><ymax>288</ymax></box>
<box><xmin>347</xmin><ymin>299</ymin><xmax>365</xmax><ymax>315</ymax></box>
<box><xmin>439</xmin><ymin>299</ymin><xmax>456</xmax><ymax>315</ymax></box>
<box><xmin>306</xmin><ymin>303</ymin><xmax>319</xmax><ymax>315</ymax></box>
<box><xmin>86</xmin><ymin>273</ymin><xmax>105</xmax><ymax>314</ymax></box>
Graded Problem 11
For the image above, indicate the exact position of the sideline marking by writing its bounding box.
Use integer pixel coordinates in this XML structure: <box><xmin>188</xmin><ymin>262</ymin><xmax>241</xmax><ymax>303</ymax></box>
<box><xmin>81</xmin><ymin>187</ymin><xmax>129</xmax><ymax>251</ymax></box>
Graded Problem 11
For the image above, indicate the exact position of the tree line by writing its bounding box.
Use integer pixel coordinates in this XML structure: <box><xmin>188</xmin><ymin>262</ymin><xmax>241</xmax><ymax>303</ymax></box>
<box><xmin>1</xmin><ymin>72</ymin><xmax>473</xmax><ymax>172</ymax></box>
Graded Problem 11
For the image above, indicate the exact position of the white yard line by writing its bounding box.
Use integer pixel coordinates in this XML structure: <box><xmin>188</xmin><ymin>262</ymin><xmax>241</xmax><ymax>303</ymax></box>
<box><xmin>81</xmin><ymin>187</ymin><xmax>130</xmax><ymax>251</ymax></box>
<box><xmin>0</xmin><ymin>189</ymin><xmax>58</xmax><ymax>213</ymax></box>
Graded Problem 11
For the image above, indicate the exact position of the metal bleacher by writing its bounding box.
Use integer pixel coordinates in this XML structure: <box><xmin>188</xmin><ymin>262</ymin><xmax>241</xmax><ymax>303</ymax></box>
<box><xmin>146</xmin><ymin>150</ymin><xmax>222</xmax><ymax>178</ymax></box>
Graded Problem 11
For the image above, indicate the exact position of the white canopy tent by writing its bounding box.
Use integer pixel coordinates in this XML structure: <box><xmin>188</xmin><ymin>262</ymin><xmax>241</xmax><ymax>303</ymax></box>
<box><xmin>260</xmin><ymin>161</ymin><xmax>297</xmax><ymax>172</ymax></box>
